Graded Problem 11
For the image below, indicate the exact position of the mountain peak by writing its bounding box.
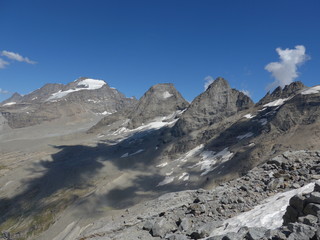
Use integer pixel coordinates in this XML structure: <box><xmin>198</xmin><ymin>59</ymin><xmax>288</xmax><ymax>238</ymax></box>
<box><xmin>172</xmin><ymin>77</ymin><xmax>253</xmax><ymax>136</ymax></box>
<box><xmin>206</xmin><ymin>77</ymin><xmax>229</xmax><ymax>91</ymax></box>
<box><xmin>126</xmin><ymin>83</ymin><xmax>189</xmax><ymax>129</ymax></box>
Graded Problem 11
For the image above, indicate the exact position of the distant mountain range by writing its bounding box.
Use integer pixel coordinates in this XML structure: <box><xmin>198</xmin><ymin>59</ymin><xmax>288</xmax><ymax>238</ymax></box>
<box><xmin>1</xmin><ymin>77</ymin><xmax>320</xmax><ymax>240</ymax></box>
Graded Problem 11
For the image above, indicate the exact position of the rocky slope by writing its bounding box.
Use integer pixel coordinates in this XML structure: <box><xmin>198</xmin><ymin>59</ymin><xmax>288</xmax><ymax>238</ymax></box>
<box><xmin>78</xmin><ymin>150</ymin><xmax>320</xmax><ymax>240</ymax></box>
<box><xmin>0</xmin><ymin>78</ymin><xmax>137</xmax><ymax>128</ymax></box>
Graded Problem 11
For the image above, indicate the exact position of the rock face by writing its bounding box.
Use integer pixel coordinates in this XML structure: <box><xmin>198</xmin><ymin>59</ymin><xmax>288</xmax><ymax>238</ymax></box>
<box><xmin>172</xmin><ymin>77</ymin><xmax>254</xmax><ymax>137</ymax></box>
<box><xmin>257</xmin><ymin>81</ymin><xmax>305</xmax><ymax>106</ymax></box>
<box><xmin>0</xmin><ymin>78</ymin><xmax>137</xmax><ymax>128</ymax></box>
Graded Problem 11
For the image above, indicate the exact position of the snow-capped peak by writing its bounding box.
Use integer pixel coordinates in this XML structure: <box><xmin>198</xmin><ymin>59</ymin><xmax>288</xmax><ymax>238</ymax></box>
<box><xmin>77</xmin><ymin>79</ymin><xmax>106</xmax><ymax>90</ymax></box>
<box><xmin>47</xmin><ymin>79</ymin><xmax>106</xmax><ymax>101</ymax></box>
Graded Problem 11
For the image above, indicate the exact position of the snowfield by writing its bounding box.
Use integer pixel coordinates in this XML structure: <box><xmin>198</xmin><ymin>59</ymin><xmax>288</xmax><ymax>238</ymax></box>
<box><xmin>263</xmin><ymin>98</ymin><xmax>289</xmax><ymax>107</ymax></box>
<box><xmin>301</xmin><ymin>85</ymin><xmax>320</xmax><ymax>95</ymax></box>
<box><xmin>3</xmin><ymin>102</ymin><xmax>16</xmax><ymax>106</ymax></box>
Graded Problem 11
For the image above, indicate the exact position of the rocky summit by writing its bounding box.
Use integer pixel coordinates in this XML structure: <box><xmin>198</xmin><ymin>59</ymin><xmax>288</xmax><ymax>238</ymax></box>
<box><xmin>0</xmin><ymin>77</ymin><xmax>320</xmax><ymax>240</ymax></box>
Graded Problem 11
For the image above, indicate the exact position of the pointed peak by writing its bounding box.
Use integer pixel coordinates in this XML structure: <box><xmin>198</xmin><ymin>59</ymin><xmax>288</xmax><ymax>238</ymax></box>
<box><xmin>206</xmin><ymin>77</ymin><xmax>230</xmax><ymax>91</ymax></box>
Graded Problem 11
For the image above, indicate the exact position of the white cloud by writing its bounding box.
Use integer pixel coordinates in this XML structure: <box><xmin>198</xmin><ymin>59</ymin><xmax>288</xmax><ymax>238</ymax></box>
<box><xmin>240</xmin><ymin>89</ymin><xmax>251</xmax><ymax>97</ymax></box>
<box><xmin>0</xmin><ymin>58</ymin><xmax>9</xmax><ymax>69</ymax></box>
<box><xmin>204</xmin><ymin>75</ymin><xmax>214</xmax><ymax>91</ymax></box>
<box><xmin>1</xmin><ymin>50</ymin><xmax>36</xmax><ymax>64</ymax></box>
<box><xmin>265</xmin><ymin>45</ymin><xmax>309</xmax><ymax>90</ymax></box>
<box><xmin>0</xmin><ymin>88</ymin><xmax>9</xmax><ymax>94</ymax></box>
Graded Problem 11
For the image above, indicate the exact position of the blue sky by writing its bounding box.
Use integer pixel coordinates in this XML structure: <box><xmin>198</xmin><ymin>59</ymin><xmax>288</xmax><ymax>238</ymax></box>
<box><xmin>0</xmin><ymin>0</ymin><xmax>320</xmax><ymax>102</ymax></box>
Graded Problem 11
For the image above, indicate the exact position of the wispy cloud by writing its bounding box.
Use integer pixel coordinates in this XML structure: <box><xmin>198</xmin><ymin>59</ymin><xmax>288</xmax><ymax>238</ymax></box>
<box><xmin>1</xmin><ymin>50</ymin><xmax>37</xmax><ymax>64</ymax></box>
<box><xmin>204</xmin><ymin>75</ymin><xmax>214</xmax><ymax>91</ymax></box>
<box><xmin>265</xmin><ymin>45</ymin><xmax>309</xmax><ymax>90</ymax></box>
<box><xmin>240</xmin><ymin>89</ymin><xmax>251</xmax><ymax>97</ymax></box>
<box><xmin>0</xmin><ymin>58</ymin><xmax>9</xmax><ymax>69</ymax></box>
<box><xmin>0</xmin><ymin>88</ymin><xmax>9</xmax><ymax>94</ymax></box>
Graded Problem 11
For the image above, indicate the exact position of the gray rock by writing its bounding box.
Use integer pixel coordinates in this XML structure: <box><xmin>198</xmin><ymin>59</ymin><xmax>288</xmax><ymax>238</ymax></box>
<box><xmin>245</xmin><ymin>227</ymin><xmax>268</xmax><ymax>240</ymax></box>
<box><xmin>143</xmin><ymin>219</ymin><xmax>155</xmax><ymax>231</ymax></box>
<box><xmin>287</xmin><ymin>223</ymin><xmax>317</xmax><ymax>240</ymax></box>
<box><xmin>179</xmin><ymin>217</ymin><xmax>192</xmax><ymax>232</ymax></box>
<box><xmin>188</xmin><ymin>203</ymin><xmax>206</xmax><ymax>215</ymax></box>
<box><xmin>198</xmin><ymin>221</ymin><xmax>222</xmax><ymax>238</ymax></box>
<box><xmin>151</xmin><ymin>218</ymin><xmax>175</xmax><ymax>238</ymax></box>
<box><xmin>165</xmin><ymin>233</ymin><xmax>189</xmax><ymax>240</ymax></box>
<box><xmin>297</xmin><ymin>214</ymin><xmax>318</xmax><ymax>226</ymax></box>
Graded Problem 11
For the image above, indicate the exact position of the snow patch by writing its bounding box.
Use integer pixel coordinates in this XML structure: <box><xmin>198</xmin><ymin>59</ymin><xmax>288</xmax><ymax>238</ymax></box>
<box><xmin>237</xmin><ymin>132</ymin><xmax>254</xmax><ymax>140</ymax></box>
<box><xmin>162</xmin><ymin>91</ymin><xmax>173</xmax><ymax>99</ymax></box>
<box><xmin>179</xmin><ymin>145</ymin><xmax>204</xmax><ymax>162</ymax></box>
<box><xmin>120</xmin><ymin>153</ymin><xmax>129</xmax><ymax>158</ymax></box>
<box><xmin>157</xmin><ymin>176</ymin><xmax>175</xmax><ymax>186</ymax></box>
<box><xmin>166</xmin><ymin>171</ymin><xmax>173</xmax><ymax>176</ymax></box>
<box><xmin>259</xmin><ymin>118</ymin><xmax>268</xmax><ymax>126</ymax></box>
<box><xmin>157</xmin><ymin>162</ymin><xmax>168</xmax><ymax>168</ymax></box>
<box><xmin>178</xmin><ymin>172</ymin><xmax>189</xmax><ymax>181</ymax></box>
<box><xmin>99</xmin><ymin>111</ymin><xmax>112</xmax><ymax>115</ymax></box>
<box><xmin>120</xmin><ymin>149</ymin><xmax>144</xmax><ymax>158</ymax></box>
<box><xmin>192</xmin><ymin>148</ymin><xmax>233</xmax><ymax>176</ymax></box>
<box><xmin>243</xmin><ymin>114</ymin><xmax>255</xmax><ymax>119</ymax></box>
<box><xmin>3</xmin><ymin>102</ymin><xmax>16</xmax><ymax>106</ymax></box>
<box><xmin>263</xmin><ymin>98</ymin><xmax>289</xmax><ymax>107</ymax></box>
<box><xmin>210</xmin><ymin>181</ymin><xmax>320</xmax><ymax>237</ymax></box>
<box><xmin>301</xmin><ymin>86</ymin><xmax>320</xmax><ymax>95</ymax></box>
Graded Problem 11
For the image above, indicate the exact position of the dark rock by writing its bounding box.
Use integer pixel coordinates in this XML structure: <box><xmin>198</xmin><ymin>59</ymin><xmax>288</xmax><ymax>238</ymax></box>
<box><xmin>314</xmin><ymin>182</ymin><xmax>320</xmax><ymax>192</ymax></box>
<box><xmin>189</xmin><ymin>231</ymin><xmax>205</xmax><ymax>239</ymax></box>
<box><xmin>303</xmin><ymin>203</ymin><xmax>320</xmax><ymax>217</ymax></box>
<box><xmin>289</xmin><ymin>194</ymin><xmax>305</xmax><ymax>213</ymax></box>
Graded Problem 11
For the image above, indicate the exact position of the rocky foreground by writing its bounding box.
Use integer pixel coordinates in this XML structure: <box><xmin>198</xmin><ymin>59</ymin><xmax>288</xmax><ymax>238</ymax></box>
<box><xmin>79</xmin><ymin>150</ymin><xmax>320</xmax><ymax>240</ymax></box>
